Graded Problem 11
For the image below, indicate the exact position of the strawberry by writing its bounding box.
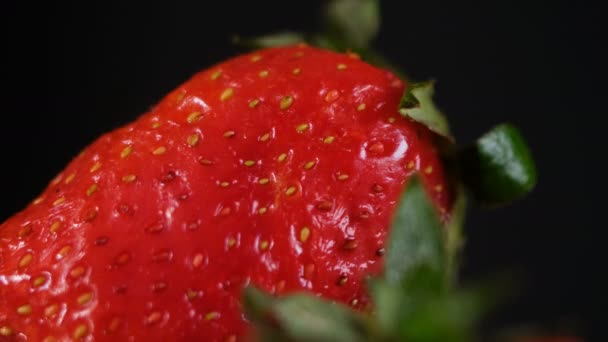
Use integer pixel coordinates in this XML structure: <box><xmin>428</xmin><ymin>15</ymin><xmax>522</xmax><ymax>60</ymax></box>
<box><xmin>0</xmin><ymin>45</ymin><xmax>453</xmax><ymax>341</ymax></box>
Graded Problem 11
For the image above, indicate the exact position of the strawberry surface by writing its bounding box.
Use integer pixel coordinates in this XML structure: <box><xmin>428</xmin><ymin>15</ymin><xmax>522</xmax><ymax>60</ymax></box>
<box><xmin>0</xmin><ymin>46</ymin><xmax>451</xmax><ymax>341</ymax></box>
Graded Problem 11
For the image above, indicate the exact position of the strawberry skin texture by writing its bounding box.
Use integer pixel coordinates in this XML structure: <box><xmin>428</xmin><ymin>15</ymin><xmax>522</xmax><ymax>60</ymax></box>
<box><xmin>0</xmin><ymin>46</ymin><xmax>451</xmax><ymax>341</ymax></box>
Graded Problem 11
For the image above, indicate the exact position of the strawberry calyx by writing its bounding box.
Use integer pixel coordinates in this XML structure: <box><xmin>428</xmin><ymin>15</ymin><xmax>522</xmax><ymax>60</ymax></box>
<box><xmin>399</xmin><ymin>81</ymin><xmax>452</xmax><ymax>141</ymax></box>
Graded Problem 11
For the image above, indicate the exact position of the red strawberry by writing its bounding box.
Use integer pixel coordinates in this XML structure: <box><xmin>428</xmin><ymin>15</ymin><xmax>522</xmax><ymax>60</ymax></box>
<box><xmin>0</xmin><ymin>46</ymin><xmax>452</xmax><ymax>341</ymax></box>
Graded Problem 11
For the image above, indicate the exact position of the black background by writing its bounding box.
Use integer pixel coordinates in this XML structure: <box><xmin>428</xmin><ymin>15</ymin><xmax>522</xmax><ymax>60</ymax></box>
<box><xmin>1</xmin><ymin>0</ymin><xmax>603</xmax><ymax>340</ymax></box>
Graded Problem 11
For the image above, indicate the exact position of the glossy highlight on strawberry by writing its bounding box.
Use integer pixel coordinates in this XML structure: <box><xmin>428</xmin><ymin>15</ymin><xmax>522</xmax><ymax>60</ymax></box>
<box><xmin>0</xmin><ymin>46</ymin><xmax>452</xmax><ymax>341</ymax></box>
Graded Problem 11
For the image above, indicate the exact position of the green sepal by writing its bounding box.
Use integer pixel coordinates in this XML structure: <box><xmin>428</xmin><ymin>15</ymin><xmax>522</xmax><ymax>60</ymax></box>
<box><xmin>399</xmin><ymin>81</ymin><xmax>453</xmax><ymax>140</ymax></box>
<box><xmin>243</xmin><ymin>287</ymin><xmax>369</xmax><ymax>342</ymax></box>
<box><xmin>396</xmin><ymin>287</ymin><xmax>484</xmax><ymax>342</ymax></box>
<box><xmin>366</xmin><ymin>278</ymin><xmax>406</xmax><ymax>338</ymax></box>
<box><xmin>323</xmin><ymin>0</ymin><xmax>380</xmax><ymax>51</ymax></box>
<box><xmin>368</xmin><ymin>265</ymin><xmax>445</xmax><ymax>338</ymax></box>
<box><xmin>385</xmin><ymin>175</ymin><xmax>446</xmax><ymax>286</ymax></box>
<box><xmin>460</xmin><ymin>123</ymin><xmax>537</xmax><ymax>206</ymax></box>
<box><xmin>232</xmin><ymin>32</ymin><xmax>307</xmax><ymax>49</ymax></box>
<box><xmin>445</xmin><ymin>185</ymin><xmax>467</xmax><ymax>284</ymax></box>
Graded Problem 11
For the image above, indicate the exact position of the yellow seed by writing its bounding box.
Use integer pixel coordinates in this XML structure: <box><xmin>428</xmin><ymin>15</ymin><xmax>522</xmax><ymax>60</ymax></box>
<box><xmin>219</xmin><ymin>181</ymin><xmax>230</xmax><ymax>188</ymax></box>
<box><xmin>211</xmin><ymin>69</ymin><xmax>222</xmax><ymax>80</ymax></box>
<box><xmin>147</xmin><ymin>311</ymin><xmax>162</xmax><ymax>325</ymax></box>
<box><xmin>425</xmin><ymin>166</ymin><xmax>433</xmax><ymax>174</ymax></box>
<box><xmin>280</xmin><ymin>96</ymin><xmax>294</xmax><ymax>110</ymax></box>
<box><xmin>243</xmin><ymin>160</ymin><xmax>256</xmax><ymax>167</ymax></box>
<box><xmin>258</xmin><ymin>207</ymin><xmax>267</xmax><ymax>215</ymax></box>
<box><xmin>198</xmin><ymin>158</ymin><xmax>213</xmax><ymax>166</ymax></box>
<box><xmin>43</xmin><ymin>337</ymin><xmax>57</xmax><ymax>342</ymax></box>
<box><xmin>153</xmin><ymin>147</ymin><xmax>167</xmax><ymax>155</ymax></box>
<box><xmin>220</xmin><ymin>88</ymin><xmax>234</xmax><ymax>101</ymax></box>
<box><xmin>52</xmin><ymin>174</ymin><xmax>63</xmax><ymax>185</ymax></box>
<box><xmin>19</xmin><ymin>254</ymin><xmax>33</xmax><ymax>267</ymax></box>
<box><xmin>50</xmin><ymin>221</ymin><xmax>62</xmax><ymax>233</ymax></box>
<box><xmin>192</xmin><ymin>253</ymin><xmax>204</xmax><ymax>268</ymax></box>
<box><xmin>434</xmin><ymin>185</ymin><xmax>443</xmax><ymax>193</ymax></box>
<box><xmin>285</xmin><ymin>186</ymin><xmax>297</xmax><ymax>196</ymax></box>
<box><xmin>223</xmin><ymin>130</ymin><xmax>236</xmax><ymax>138</ymax></box>
<box><xmin>337</xmin><ymin>63</ymin><xmax>347</xmax><ymax>70</ymax></box>
<box><xmin>187</xmin><ymin>111</ymin><xmax>202</xmax><ymax>123</ymax></box>
<box><xmin>152</xmin><ymin>121</ymin><xmax>161</xmax><ymax>129</ymax></box>
<box><xmin>259</xmin><ymin>240</ymin><xmax>269</xmax><ymax>250</ymax></box>
<box><xmin>407</xmin><ymin>161</ymin><xmax>415</xmax><ymax>169</ymax></box>
<box><xmin>260</xmin><ymin>132</ymin><xmax>270</xmax><ymax>141</ymax></box>
<box><xmin>219</xmin><ymin>207</ymin><xmax>230</xmax><ymax>218</ymax></box>
<box><xmin>65</xmin><ymin>173</ymin><xmax>76</xmax><ymax>184</ymax></box>
<box><xmin>249</xmin><ymin>99</ymin><xmax>260</xmax><ymax>108</ymax></box>
<box><xmin>294</xmin><ymin>51</ymin><xmax>304</xmax><ymax>57</ymax></box>
<box><xmin>338</xmin><ymin>174</ymin><xmax>350</xmax><ymax>181</ymax></box>
<box><xmin>187</xmin><ymin>134</ymin><xmax>200</xmax><ymax>146</ymax></box>
<box><xmin>86</xmin><ymin>184</ymin><xmax>98</xmax><ymax>197</ymax></box>
<box><xmin>18</xmin><ymin>224</ymin><xmax>32</xmax><ymax>238</ymax></box>
<box><xmin>357</xmin><ymin>103</ymin><xmax>366</xmax><ymax>111</ymax></box>
<box><xmin>304</xmin><ymin>160</ymin><xmax>316</xmax><ymax>170</ymax></box>
<box><xmin>325</xmin><ymin>89</ymin><xmax>339</xmax><ymax>102</ymax></box>
<box><xmin>186</xmin><ymin>289</ymin><xmax>199</xmax><ymax>301</ymax></box>
<box><xmin>120</xmin><ymin>145</ymin><xmax>133</xmax><ymax>158</ymax></box>
<box><xmin>0</xmin><ymin>326</ymin><xmax>13</xmax><ymax>336</ymax></box>
<box><xmin>77</xmin><ymin>292</ymin><xmax>93</xmax><ymax>306</ymax></box>
<box><xmin>258</xmin><ymin>178</ymin><xmax>270</xmax><ymax>185</ymax></box>
<box><xmin>300</xmin><ymin>227</ymin><xmax>310</xmax><ymax>242</ymax></box>
<box><xmin>45</xmin><ymin>303</ymin><xmax>59</xmax><ymax>317</ymax></box>
<box><xmin>90</xmin><ymin>161</ymin><xmax>102</xmax><ymax>173</ymax></box>
<box><xmin>227</xmin><ymin>237</ymin><xmax>236</xmax><ymax>248</ymax></box>
<box><xmin>33</xmin><ymin>197</ymin><xmax>45</xmax><ymax>205</ymax></box>
<box><xmin>387</xmin><ymin>117</ymin><xmax>396</xmax><ymax>123</ymax></box>
<box><xmin>278</xmin><ymin>153</ymin><xmax>287</xmax><ymax>162</ymax></box>
<box><xmin>70</xmin><ymin>266</ymin><xmax>85</xmax><ymax>278</ymax></box>
<box><xmin>122</xmin><ymin>174</ymin><xmax>136</xmax><ymax>183</ymax></box>
<box><xmin>33</xmin><ymin>275</ymin><xmax>47</xmax><ymax>287</ymax></box>
<box><xmin>258</xmin><ymin>70</ymin><xmax>269</xmax><ymax>78</ymax></box>
<box><xmin>205</xmin><ymin>311</ymin><xmax>220</xmax><ymax>321</ymax></box>
<box><xmin>347</xmin><ymin>52</ymin><xmax>360</xmax><ymax>59</ymax></box>
<box><xmin>53</xmin><ymin>197</ymin><xmax>66</xmax><ymax>206</ymax></box>
<box><xmin>115</xmin><ymin>252</ymin><xmax>130</xmax><ymax>265</ymax></box>
<box><xmin>292</xmin><ymin>68</ymin><xmax>301</xmax><ymax>75</ymax></box>
<box><xmin>250</xmin><ymin>54</ymin><xmax>262</xmax><ymax>62</ymax></box>
<box><xmin>57</xmin><ymin>245</ymin><xmax>72</xmax><ymax>259</ymax></box>
<box><xmin>17</xmin><ymin>304</ymin><xmax>32</xmax><ymax>315</ymax></box>
<box><xmin>296</xmin><ymin>123</ymin><xmax>309</xmax><ymax>132</ymax></box>
<box><xmin>176</xmin><ymin>92</ymin><xmax>186</xmax><ymax>102</ymax></box>
<box><xmin>323</xmin><ymin>136</ymin><xmax>335</xmax><ymax>144</ymax></box>
<box><xmin>73</xmin><ymin>324</ymin><xmax>88</xmax><ymax>339</ymax></box>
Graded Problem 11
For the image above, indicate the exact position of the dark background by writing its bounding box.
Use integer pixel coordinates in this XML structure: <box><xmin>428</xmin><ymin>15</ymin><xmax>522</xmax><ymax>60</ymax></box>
<box><xmin>1</xmin><ymin>0</ymin><xmax>603</xmax><ymax>340</ymax></box>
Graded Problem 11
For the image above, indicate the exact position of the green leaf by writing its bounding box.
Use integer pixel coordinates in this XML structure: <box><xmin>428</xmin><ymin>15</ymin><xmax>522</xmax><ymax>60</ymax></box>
<box><xmin>461</xmin><ymin>123</ymin><xmax>537</xmax><ymax>206</ymax></box>
<box><xmin>397</xmin><ymin>289</ymin><xmax>483</xmax><ymax>342</ymax></box>
<box><xmin>243</xmin><ymin>287</ymin><xmax>369</xmax><ymax>342</ymax></box>
<box><xmin>368</xmin><ymin>265</ymin><xmax>445</xmax><ymax>338</ymax></box>
<box><xmin>384</xmin><ymin>175</ymin><xmax>446</xmax><ymax>286</ymax></box>
<box><xmin>367</xmin><ymin>278</ymin><xmax>406</xmax><ymax>337</ymax></box>
<box><xmin>324</xmin><ymin>0</ymin><xmax>380</xmax><ymax>50</ymax></box>
<box><xmin>399</xmin><ymin>81</ymin><xmax>453</xmax><ymax>140</ymax></box>
<box><xmin>445</xmin><ymin>185</ymin><xmax>467</xmax><ymax>285</ymax></box>
<box><xmin>232</xmin><ymin>32</ymin><xmax>307</xmax><ymax>49</ymax></box>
